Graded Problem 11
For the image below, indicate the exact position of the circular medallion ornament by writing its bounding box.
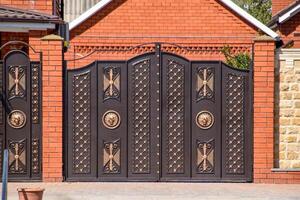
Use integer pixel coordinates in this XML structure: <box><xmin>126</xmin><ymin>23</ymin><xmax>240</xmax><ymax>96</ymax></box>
<box><xmin>102</xmin><ymin>110</ymin><xmax>121</xmax><ymax>129</ymax></box>
<box><xmin>7</xmin><ymin>110</ymin><xmax>26</xmax><ymax>129</ymax></box>
<box><xmin>196</xmin><ymin>111</ymin><xmax>214</xmax><ymax>129</ymax></box>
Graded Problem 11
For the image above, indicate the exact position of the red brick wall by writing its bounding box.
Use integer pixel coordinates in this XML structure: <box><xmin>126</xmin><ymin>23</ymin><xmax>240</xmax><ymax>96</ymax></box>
<box><xmin>67</xmin><ymin>0</ymin><xmax>257</xmax><ymax>66</ymax></box>
<box><xmin>272</xmin><ymin>0</ymin><xmax>295</xmax><ymax>15</ymax></box>
<box><xmin>278</xmin><ymin>12</ymin><xmax>300</xmax><ymax>48</ymax></box>
<box><xmin>0</xmin><ymin>32</ymin><xmax>29</xmax><ymax>58</ymax></box>
<box><xmin>0</xmin><ymin>0</ymin><xmax>53</xmax><ymax>14</ymax></box>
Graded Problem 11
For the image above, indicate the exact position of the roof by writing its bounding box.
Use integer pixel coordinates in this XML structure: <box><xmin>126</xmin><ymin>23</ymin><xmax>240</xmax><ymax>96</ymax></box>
<box><xmin>69</xmin><ymin>0</ymin><xmax>279</xmax><ymax>40</ymax></box>
<box><xmin>0</xmin><ymin>5</ymin><xmax>62</xmax><ymax>23</ymax></box>
<box><xmin>268</xmin><ymin>1</ymin><xmax>300</xmax><ymax>29</ymax></box>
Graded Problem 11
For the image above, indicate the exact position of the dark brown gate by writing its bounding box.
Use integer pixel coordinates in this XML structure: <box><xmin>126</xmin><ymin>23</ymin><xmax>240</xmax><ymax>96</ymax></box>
<box><xmin>0</xmin><ymin>41</ymin><xmax>42</xmax><ymax>180</ymax></box>
<box><xmin>65</xmin><ymin>43</ymin><xmax>252</xmax><ymax>182</ymax></box>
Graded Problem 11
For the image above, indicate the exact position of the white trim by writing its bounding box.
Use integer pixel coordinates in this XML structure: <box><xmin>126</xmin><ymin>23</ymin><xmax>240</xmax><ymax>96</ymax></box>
<box><xmin>219</xmin><ymin>0</ymin><xmax>279</xmax><ymax>39</ymax></box>
<box><xmin>69</xmin><ymin>0</ymin><xmax>113</xmax><ymax>30</ymax></box>
<box><xmin>69</xmin><ymin>0</ymin><xmax>279</xmax><ymax>40</ymax></box>
<box><xmin>278</xmin><ymin>48</ymin><xmax>300</xmax><ymax>61</ymax></box>
<box><xmin>0</xmin><ymin>22</ymin><xmax>56</xmax><ymax>32</ymax></box>
<box><xmin>278</xmin><ymin>4</ymin><xmax>300</xmax><ymax>23</ymax></box>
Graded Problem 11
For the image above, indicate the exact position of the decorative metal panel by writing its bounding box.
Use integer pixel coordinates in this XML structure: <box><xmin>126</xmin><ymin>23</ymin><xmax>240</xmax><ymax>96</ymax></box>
<box><xmin>103</xmin><ymin>66</ymin><xmax>120</xmax><ymax>101</ymax></box>
<box><xmin>103</xmin><ymin>139</ymin><xmax>121</xmax><ymax>174</ymax></box>
<box><xmin>31</xmin><ymin>63</ymin><xmax>40</xmax><ymax>124</ymax></box>
<box><xmin>225</xmin><ymin>73</ymin><xmax>245</xmax><ymax>174</ymax></box>
<box><xmin>8</xmin><ymin>139</ymin><xmax>26</xmax><ymax>174</ymax></box>
<box><xmin>72</xmin><ymin>71</ymin><xmax>91</xmax><ymax>174</ymax></box>
<box><xmin>8</xmin><ymin>65</ymin><xmax>26</xmax><ymax>99</ymax></box>
<box><xmin>197</xmin><ymin>139</ymin><xmax>214</xmax><ymax>173</ymax></box>
<box><xmin>166</xmin><ymin>59</ymin><xmax>185</xmax><ymax>174</ymax></box>
<box><xmin>131</xmin><ymin>59</ymin><xmax>151</xmax><ymax>174</ymax></box>
<box><xmin>196</xmin><ymin>67</ymin><xmax>214</xmax><ymax>101</ymax></box>
<box><xmin>31</xmin><ymin>138</ymin><xmax>40</xmax><ymax>174</ymax></box>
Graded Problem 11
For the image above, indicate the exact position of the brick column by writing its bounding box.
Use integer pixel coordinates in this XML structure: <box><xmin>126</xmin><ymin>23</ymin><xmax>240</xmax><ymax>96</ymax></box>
<box><xmin>40</xmin><ymin>35</ymin><xmax>64</xmax><ymax>182</ymax></box>
<box><xmin>253</xmin><ymin>36</ymin><xmax>276</xmax><ymax>183</ymax></box>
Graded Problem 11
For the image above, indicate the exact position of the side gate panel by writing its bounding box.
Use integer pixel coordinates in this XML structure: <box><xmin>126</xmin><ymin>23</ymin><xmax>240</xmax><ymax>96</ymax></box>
<box><xmin>66</xmin><ymin>63</ymin><xmax>98</xmax><ymax>181</ymax></box>
<box><xmin>191</xmin><ymin>61</ymin><xmax>222</xmax><ymax>180</ymax></box>
<box><xmin>127</xmin><ymin>53</ymin><xmax>160</xmax><ymax>180</ymax></box>
<box><xmin>221</xmin><ymin>63</ymin><xmax>252</xmax><ymax>181</ymax></box>
<box><xmin>161</xmin><ymin>53</ymin><xmax>191</xmax><ymax>180</ymax></box>
<box><xmin>97</xmin><ymin>61</ymin><xmax>127</xmax><ymax>180</ymax></box>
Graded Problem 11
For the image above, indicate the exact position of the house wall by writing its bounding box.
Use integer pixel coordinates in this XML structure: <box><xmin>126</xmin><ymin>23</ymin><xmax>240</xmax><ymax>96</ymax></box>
<box><xmin>0</xmin><ymin>0</ymin><xmax>53</xmax><ymax>15</ymax></box>
<box><xmin>278</xmin><ymin>12</ymin><xmax>300</xmax><ymax>48</ymax></box>
<box><xmin>272</xmin><ymin>0</ymin><xmax>295</xmax><ymax>15</ymax></box>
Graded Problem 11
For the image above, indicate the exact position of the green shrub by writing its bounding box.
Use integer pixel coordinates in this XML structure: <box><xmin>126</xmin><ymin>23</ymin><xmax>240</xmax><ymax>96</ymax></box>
<box><xmin>221</xmin><ymin>45</ymin><xmax>251</xmax><ymax>70</ymax></box>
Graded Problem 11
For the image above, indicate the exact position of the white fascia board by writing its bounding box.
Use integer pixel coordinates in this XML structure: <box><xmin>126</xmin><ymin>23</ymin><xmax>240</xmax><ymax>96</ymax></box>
<box><xmin>279</xmin><ymin>4</ymin><xmax>300</xmax><ymax>23</ymax></box>
<box><xmin>0</xmin><ymin>22</ymin><xmax>55</xmax><ymax>32</ymax></box>
<box><xmin>219</xmin><ymin>0</ymin><xmax>279</xmax><ymax>40</ymax></box>
<box><xmin>69</xmin><ymin>0</ymin><xmax>113</xmax><ymax>30</ymax></box>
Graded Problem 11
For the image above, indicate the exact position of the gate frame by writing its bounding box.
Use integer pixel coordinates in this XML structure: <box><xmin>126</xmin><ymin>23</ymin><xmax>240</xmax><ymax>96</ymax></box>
<box><xmin>63</xmin><ymin>42</ymin><xmax>254</xmax><ymax>182</ymax></box>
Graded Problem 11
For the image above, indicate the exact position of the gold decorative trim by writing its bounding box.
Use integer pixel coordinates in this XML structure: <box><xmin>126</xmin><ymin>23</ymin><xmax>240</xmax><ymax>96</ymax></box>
<box><xmin>196</xmin><ymin>111</ymin><xmax>214</xmax><ymax>130</ymax></box>
<box><xmin>102</xmin><ymin>110</ymin><xmax>121</xmax><ymax>130</ymax></box>
<box><xmin>7</xmin><ymin>110</ymin><xmax>26</xmax><ymax>129</ymax></box>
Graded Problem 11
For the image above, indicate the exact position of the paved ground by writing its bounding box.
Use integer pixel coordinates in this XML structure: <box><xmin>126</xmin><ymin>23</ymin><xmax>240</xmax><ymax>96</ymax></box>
<box><xmin>3</xmin><ymin>182</ymin><xmax>300</xmax><ymax>200</ymax></box>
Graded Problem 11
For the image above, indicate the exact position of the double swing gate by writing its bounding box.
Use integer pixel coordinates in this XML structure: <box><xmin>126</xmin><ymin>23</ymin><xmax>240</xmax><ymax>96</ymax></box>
<box><xmin>65</xmin><ymin>43</ymin><xmax>252</xmax><ymax>182</ymax></box>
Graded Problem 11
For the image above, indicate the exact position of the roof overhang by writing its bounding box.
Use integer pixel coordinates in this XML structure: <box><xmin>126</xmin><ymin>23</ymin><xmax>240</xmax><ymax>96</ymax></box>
<box><xmin>0</xmin><ymin>22</ymin><xmax>56</xmax><ymax>32</ymax></box>
<box><xmin>69</xmin><ymin>0</ymin><xmax>279</xmax><ymax>40</ymax></box>
<box><xmin>269</xmin><ymin>1</ymin><xmax>300</xmax><ymax>29</ymax></box>
<box><xmin>0</xmin><ymin>5</ymin><xmax>62</xmax><ymax>32</ymax></box>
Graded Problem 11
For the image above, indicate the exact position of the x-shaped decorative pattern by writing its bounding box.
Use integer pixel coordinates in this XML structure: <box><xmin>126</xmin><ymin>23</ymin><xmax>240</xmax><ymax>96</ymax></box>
<box><xmin>8</xmin><ymin>139</ymin><xmax>26</xmax><ymax>173</ymax></box>
<box><xmin>8</xmin><ymin>65</ymin><xmax>26</xmax><ymax>99</ymax></box>
<box><xmin>197</xmin><ymin>139</ymin><xmax>214</xmax><ymax>173</ymax></box>
<box><xmin>103</xmin><ymin>66</ymin><xmax>120</xmax><ymax>101</ymax></box>
<box><xmin>196</xmin><ymin>67</ymin><xmax>214</xmax><ymax>101</ymax></box>
<box><xmin>103</xmin><ymin>139</ymin><xmax>120</xmax><ymax>173</ymax></box>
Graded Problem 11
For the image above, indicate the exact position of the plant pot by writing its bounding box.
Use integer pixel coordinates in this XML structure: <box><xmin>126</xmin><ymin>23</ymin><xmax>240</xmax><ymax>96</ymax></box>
<box><xmin>17</xmin><ymin>188</ymin><xmax>45</xmax><ymax>200</ymax></box>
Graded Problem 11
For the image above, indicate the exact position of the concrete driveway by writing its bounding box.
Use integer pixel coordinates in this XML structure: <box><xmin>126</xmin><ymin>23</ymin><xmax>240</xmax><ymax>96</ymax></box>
<box><xmin>4</xmin><ymin>182</ymin><xmax>300</xmax><ymax>200</ymax></box>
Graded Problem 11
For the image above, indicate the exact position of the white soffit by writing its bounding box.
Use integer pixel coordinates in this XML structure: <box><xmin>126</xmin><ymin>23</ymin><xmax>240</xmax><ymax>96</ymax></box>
<box><xmin>0</xmin><ymin>22</ymin><xmax>56</xmax><ymax>32</ymax></box>
<box><xmin>278</xmin><ymin>4</ymin><xmax>300</xmax><ymax>23</ymax></box>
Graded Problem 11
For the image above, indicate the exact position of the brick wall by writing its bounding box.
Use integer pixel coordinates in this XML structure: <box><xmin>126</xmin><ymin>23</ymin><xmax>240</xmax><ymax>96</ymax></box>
<box><xmin>0</xmin><ymin>0</ymin><xmax>53</xmax><ymax>14</ymax></box>
<box><xmin>272</xmin><ymin>0</ymin><xmax>295</xmax><ymax>15</ymax></box>
<box><xmin>67</xmin><ymin>0</ymin><xmax>257</xmax><ymax>66</ymax></box>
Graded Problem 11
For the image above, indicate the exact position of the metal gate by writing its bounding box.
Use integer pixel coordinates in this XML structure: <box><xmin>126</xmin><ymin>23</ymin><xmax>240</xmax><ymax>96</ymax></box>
<box><xmin>0</xmin><ymin>41</ymin><xmax>42</xmax><ymax>180</ymax></box>
<box><xmin>65</xmin><ymin>43</ymin><xmax>252</xmax><ymax>182</ymax></box>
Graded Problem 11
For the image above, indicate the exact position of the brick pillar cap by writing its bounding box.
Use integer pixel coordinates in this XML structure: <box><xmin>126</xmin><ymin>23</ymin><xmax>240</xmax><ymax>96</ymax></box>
<box><xmin>253</xmin><ymin>35</ymin><xmax>276</xmax><ymax>42</ymax></box>
<box><xmin>41</xmin><ymin>34</ymin><xmax>64</xmax><ymax>41</ymax></box>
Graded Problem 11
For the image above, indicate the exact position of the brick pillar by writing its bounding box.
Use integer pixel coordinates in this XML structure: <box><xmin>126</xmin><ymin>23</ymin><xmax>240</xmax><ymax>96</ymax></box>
<box><xmin>40</xmin><ymin>35</ymin><xmax>64</xmax><ymax>182</ymax></box>
<box><xmin>253</xmin><ymin>36</ymin><xmax>275</xmax><ymax>183</ymax></box>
